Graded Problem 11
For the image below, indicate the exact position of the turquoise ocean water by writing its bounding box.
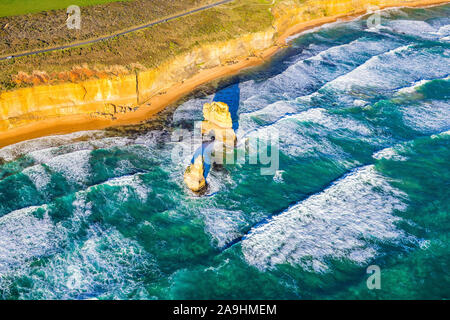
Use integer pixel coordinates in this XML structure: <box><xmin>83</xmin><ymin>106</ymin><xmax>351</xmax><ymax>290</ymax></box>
<box><xmin>0</xmin><ymin>4</ymin><xmax>449</xmax><ymax>299</ymax></box>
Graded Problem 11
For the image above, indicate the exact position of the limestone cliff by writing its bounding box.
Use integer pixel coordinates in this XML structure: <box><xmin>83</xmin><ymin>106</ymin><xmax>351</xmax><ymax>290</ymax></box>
<box><xmin>0</xmin><ymin>29</ymin><xmax>276</xmax><ymax>135</ymax></box>
<box><xmin>0</xmin><ymin>75</ymin><xmax>138</xmax><ymax>131</ymax></box>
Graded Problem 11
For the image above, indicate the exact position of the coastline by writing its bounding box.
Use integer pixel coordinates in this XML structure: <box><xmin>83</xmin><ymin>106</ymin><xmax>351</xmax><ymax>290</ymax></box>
<box><xmin>0</xmin><ymin>0</ymin><xmax>448</xmax><ymax>148</ymax></box>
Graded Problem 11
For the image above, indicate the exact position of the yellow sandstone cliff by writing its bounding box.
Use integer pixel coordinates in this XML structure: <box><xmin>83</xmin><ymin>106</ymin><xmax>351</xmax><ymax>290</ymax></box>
<box><xmin>0</xmin><ymin>30</ymin><xmax>275</xmax><ymax>143</ymax></box>
<box><xmin>0</xmin><ymin>0</ymin><xmax>447</xmax><ymax>147</ymax></box>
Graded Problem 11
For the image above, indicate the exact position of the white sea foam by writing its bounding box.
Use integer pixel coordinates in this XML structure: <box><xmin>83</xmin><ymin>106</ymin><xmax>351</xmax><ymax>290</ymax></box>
<box><xmin>241</xmin><ymin>166</ymin><xmax>410</xmax><ymax>272</ymax></box>
<box><xmin>103</xmin><ymin>174</ymin><xmax>149</xmax><ymax>202</ymax></box>
<box><xmin>0</xmin><ymin>131</ymin><xmax>104</xmax><ymax>162</ymax></box>
<box><xmin>113</xmin><ymin>159</ymin><xmax>135</xmax><ymax>176</ymax></box>
<box><xmin>373</xmin><ymin>147</ymin><xmax>408</xmax><ymax>161</ymax></box>
<box><xmin>273</xmin><ymin>170</ymin><xmax>285</xmax><ymax>183</ymax></box>
<box><xmin>0</xmin><ymin>190</ymin><xmax>96</xmax><ymax>281</ymax></box>
<box><xmin>267</xmin><ymin>39</ymin><xmax>395</xmax><ymax>95</ymax></box>
<box><xmin>26</xmin><ymin>137</ymin><xmax>132</xmax><ymax>164</ymax></box>
<box><xmin>203</xmin><ymin>166</ymin><xmax>234</xmax><ymax>196</ymax></box>
<box><xmin>242</xmin><ymin>116</ymin><xmax>343</xmax><ymax>158</ymax></box>
<box><xmin>401</xmin><ymin>100</ymin><xmax>450</xmax><ymax>133</ymax></box>
<box><xmin>236</xmin><ymin>38</ymin><xmax>401</xmax><ymax>115</ymax></box>
<box><xmin>134</xmin><ymin>130</ymin><xmax>167</xmax><ymax>147</ymax></box>
<box><xmin>0</xmin><ymin>132</ymin><xmax>132</xmax><ymax>172</ymax></box>
<box><xmin>437</xmin><ymin>25</ymin><xmax>450</xmax><ymax>37</ymax></box>
<box><xmin>353</xmin><ymin>99</ymin><xmax>369</xmax><ymax>107</ymax></box>
<box><xmin>240</xmin><ymin>108</ymin><xmax>374</xmax><ymax>158</ymax></box>
<box><xmin>395</xmin><ymin>75</ymin><xmax>449</xmax><ymax>96</ymax></box>
<box><xmin>433</xmin><ymin>130</ymin><xmax>450</xmax><ymax>138</ymax></box>
<box><xmin>387</xmin><ymin>20</ymin><xmax>438</xmax><ymax>40</ymax></box>
<box><xmin>396</xmin><ymin>79</ymin><xmax>432</xmax><ymax>95</ymax></box>
<box><xmin>202</xmin><ymin>209</ymin><xmax>247</xmax><ymax>248</ymax></box>
<box><xmin>27</xmin><ymin>147</ymin><xmax>57</xmax><ymax>163</ymax></box>
<box><xmin>44</xmin><ymin>149</ymin><xmax>92</xmax><ymax>185</ymax></box>
<box><xmin>239</xmin><ymin>100</ymin><xmax>299</xmax><ymax>129</ymax></box>
<box><xmin>243</xmin><ymin>108</ymin><xmax>372</xmax><ymax>136</ymax></box>
<box><xmin>393</xmin><ymin>76</ymin><xmax>450</xmax><ymax>133</ymax></box>
<box><xmin>0</xmin><ymin>206</ymin><xmax>59</xmax><ymax>273</ymax></box>
<box><xmin>325</xmin><ymin>45</ymin><xmax>411</xmax><ymax>91</ymax></box>
<box><xmin>285</xmin><ymin>20</ymin><xmax>354</xmax><ymax>43</ymax></box>
<box><xmin>56</xmin><ymin>192</ymin><xmax>92</xmax><ymax>236</ymax></box>
<box><xmin>235</xmin><ymin>39</ymin><xmax>405</xmax><ymax>126</ymax></box>
<box><xmin>23</xmin><ymin>164</ymin><xmax>52</xmax><ymax>191</ymax></box>
<box><xmin>17</xmin><ymin>227</ymin><xmax>157</xmax><ymax>299</ymax></box>
<box><xmin>0</xmin><ymin>188</ymin><xmax>155</xmax><ymax>299</ymax></box>
<box><xmin>379</xmin><ymin>7</ymin><xmax>409</xmax><ymax>18</ymax></box>
<box><xmin>172</xmin><ymin>96</ymin><xmax>211</xmax><ymax>125</ymax></box>
<box><xmin>290</xmin><ymin>108</ymin><xmax>372</xmax><ymax>135</ymax></box>
<box><xmin>324</xmin><ymin>44</ymin><xmax>450</xmax><ymax>96</ymax></box>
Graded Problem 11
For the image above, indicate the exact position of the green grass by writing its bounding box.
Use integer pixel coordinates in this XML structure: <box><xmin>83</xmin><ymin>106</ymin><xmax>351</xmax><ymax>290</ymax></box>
<box><xmin>0</xmin><ymin>0</ymin><xmax>130</xmax><ymax>17</ymax></box>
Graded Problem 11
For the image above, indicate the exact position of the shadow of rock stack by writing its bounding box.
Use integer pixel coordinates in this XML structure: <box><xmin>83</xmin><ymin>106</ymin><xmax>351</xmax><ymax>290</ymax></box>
<box><xmin>184</xmin><ymin>101</ymin><xmax>237</xmax><ymax>192</ymax></box>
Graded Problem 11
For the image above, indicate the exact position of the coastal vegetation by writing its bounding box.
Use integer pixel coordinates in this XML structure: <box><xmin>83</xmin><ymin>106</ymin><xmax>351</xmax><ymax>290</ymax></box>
<box><xmin>0</xmin><ymin>0</ymin><xmax>273</xmax><ymax>90</ymax></box>
<box><xmin>0</xmin><ymin>0</ymin><xmax>215</xmax><ymax>55</ymax></box>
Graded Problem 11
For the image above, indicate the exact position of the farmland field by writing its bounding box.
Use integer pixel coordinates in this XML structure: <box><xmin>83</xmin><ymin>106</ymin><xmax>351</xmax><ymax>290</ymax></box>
<box><xmin>0</xmin><ymin>0</ymin><xmax>216</xmax><ymax>57</ymax></box>
<box><xmin>0</xmin><ymin>0</ymin><xmax>270</xmax><ymax>90</ymax></box>
<box><xmin>0</xmin><ymin>0</ymin><xmax>130</xmax><ymax>17</ymax></box>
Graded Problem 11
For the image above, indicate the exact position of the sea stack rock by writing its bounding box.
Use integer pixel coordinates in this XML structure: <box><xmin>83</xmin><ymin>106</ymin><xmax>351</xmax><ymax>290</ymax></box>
<box><xmin>201</xmin><ymin>101</ymin><xmax>236</xmax><ymax>147</ymax></box>
<box><xmin>184</xmin><ymin>155</ymin><xmax>206</xmax><ymax>192</ymax></box>
<box><xmin>203</xmin><ymin>101</ymin><xmax>233</xmax><ymax>128</ymax></box>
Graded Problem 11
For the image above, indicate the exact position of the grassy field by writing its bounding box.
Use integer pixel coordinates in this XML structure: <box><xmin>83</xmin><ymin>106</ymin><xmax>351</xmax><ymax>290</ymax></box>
<box><xmin>0</xmin><ymin>0</ymin><xmax>130</xmax><ymax>17</ymax></box>
<box><xmin>0</xmin><ymin>0</ymin><xmax>216</xmax><ymax>55</ymax></box>
<box><xmin>0</xmin><ymin>0</ymin><xmax>278</xmax><ymax>90</ymax></box>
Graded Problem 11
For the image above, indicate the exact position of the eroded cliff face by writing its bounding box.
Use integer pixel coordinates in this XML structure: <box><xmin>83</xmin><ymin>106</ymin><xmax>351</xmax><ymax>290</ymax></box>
<box><xmin>0</xmin><ymin>0</ymin><xmax>444</xmax><ymax>137</ymax></box>
<box><xmin>137</xmin><ymin>30</ymin><xmax>276</xmax><ymax>104</ymax></box>
<box><xmin>0</xmin><ymin>30</ymin><xmax>276</xmax><ymax>133</ymax></box>
<box><xmin>0</xmin><ymin>75</ymin><xmax>138</xmax><ymax>131</ymax></box>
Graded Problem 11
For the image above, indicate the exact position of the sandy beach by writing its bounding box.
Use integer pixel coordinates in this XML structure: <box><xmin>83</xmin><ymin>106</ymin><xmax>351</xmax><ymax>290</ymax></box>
<box><xmin>0</xmin><ymin>0</ymin><xmax>448</xmax><ymax>148</ymax></box>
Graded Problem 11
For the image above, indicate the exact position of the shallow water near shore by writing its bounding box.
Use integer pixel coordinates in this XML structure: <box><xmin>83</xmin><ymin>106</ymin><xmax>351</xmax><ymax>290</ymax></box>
<box><xmin>0</xmin><ymin>4</ymin><xmax>449</xmax><ymax>299</ymax></box>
